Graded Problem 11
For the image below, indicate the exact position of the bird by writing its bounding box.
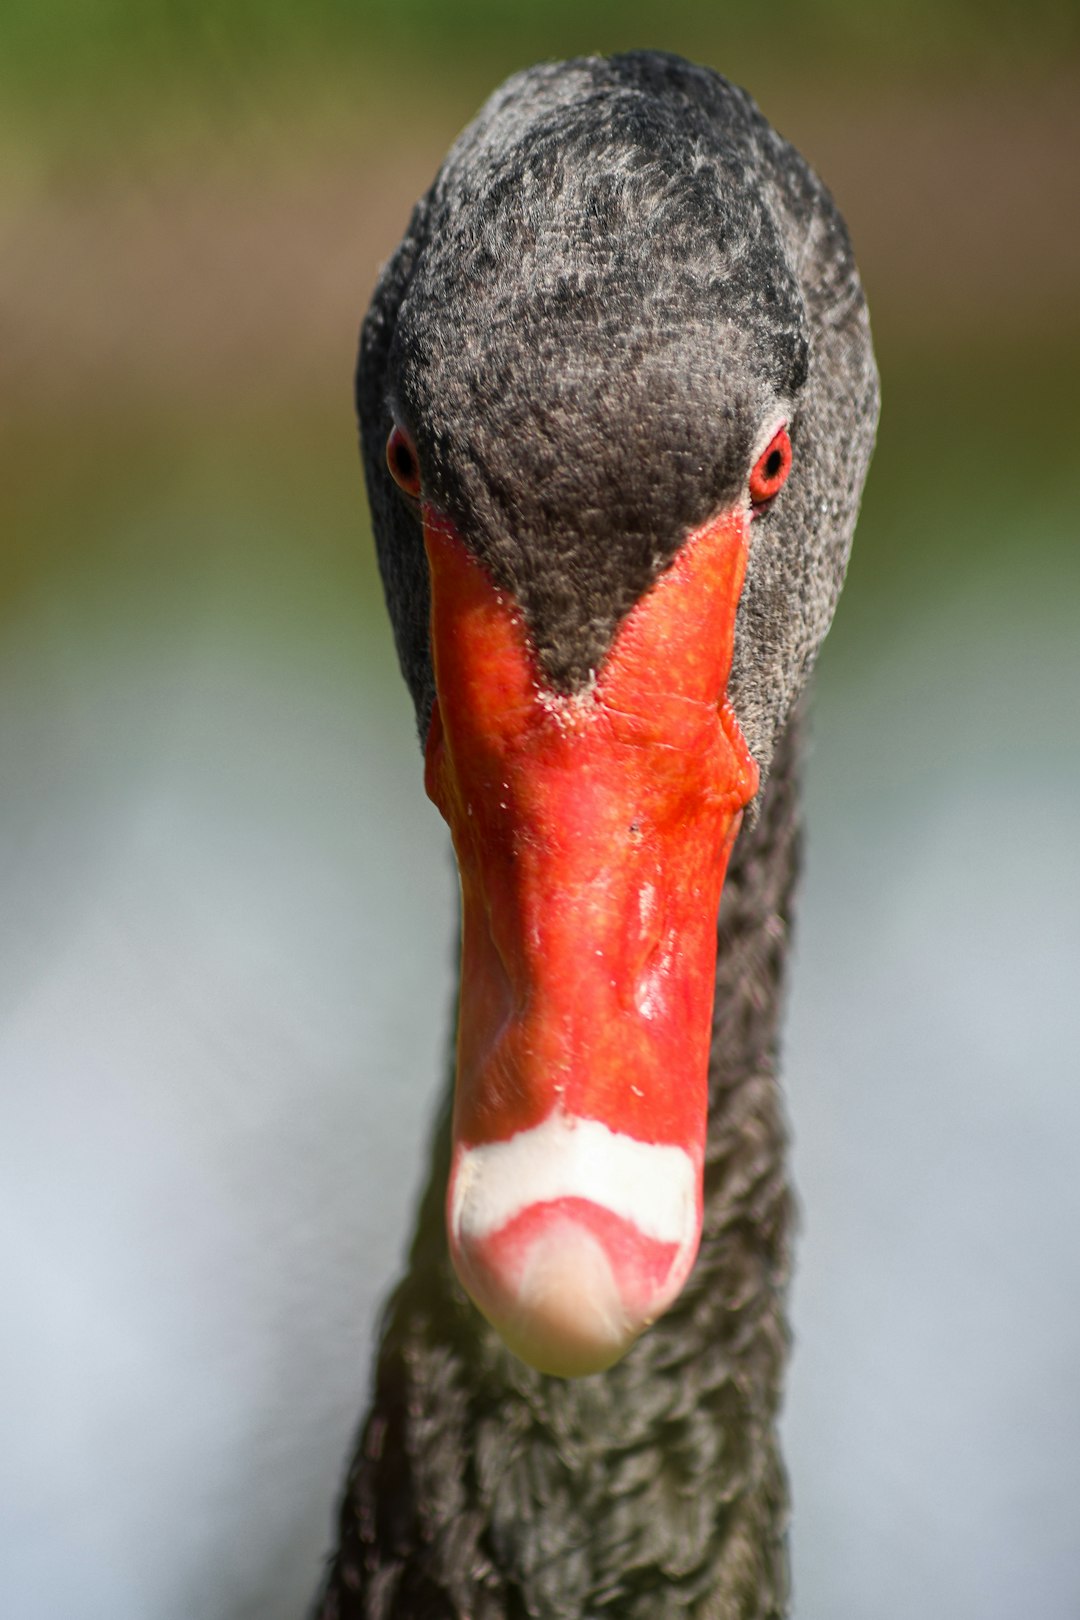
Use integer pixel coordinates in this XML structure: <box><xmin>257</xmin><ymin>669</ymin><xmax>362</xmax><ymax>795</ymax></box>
<box><xmin>314</xmin><ymin>50</ymin><xmax>878</xmax><ymax>1620</ymax></box>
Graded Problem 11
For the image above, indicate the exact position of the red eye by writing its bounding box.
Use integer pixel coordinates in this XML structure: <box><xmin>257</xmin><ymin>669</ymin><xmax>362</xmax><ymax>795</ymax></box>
<box><xmin>386</xmin><ymin>424</ymin><xmax>422</xmax><ymax>498</ymax></box>
<box><xmin>749</xmin><ymin>425</ymin><xmax>792</xmax><ymax>508</ymax></box>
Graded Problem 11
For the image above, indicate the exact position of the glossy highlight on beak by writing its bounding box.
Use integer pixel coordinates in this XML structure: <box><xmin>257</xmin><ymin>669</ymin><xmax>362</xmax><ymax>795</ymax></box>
<box><xmin>424</xmin><ymin>507</ymin><xmax>759</xmax><ymax>1376</ymax></box>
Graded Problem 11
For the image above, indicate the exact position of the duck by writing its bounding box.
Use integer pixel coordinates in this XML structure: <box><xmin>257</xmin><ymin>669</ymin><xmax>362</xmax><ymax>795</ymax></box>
<box><xmin>314</xmin><ymin>50</ymin><xmax>878</xmax><ymax>1620</ymax></box>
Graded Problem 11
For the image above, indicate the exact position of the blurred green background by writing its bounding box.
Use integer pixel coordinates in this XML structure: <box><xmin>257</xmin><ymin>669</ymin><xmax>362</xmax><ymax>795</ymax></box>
<box><xmin>3</xmin><ymin>6</ymin><xmax>1079</xmax><ymax>1619</ymax></box>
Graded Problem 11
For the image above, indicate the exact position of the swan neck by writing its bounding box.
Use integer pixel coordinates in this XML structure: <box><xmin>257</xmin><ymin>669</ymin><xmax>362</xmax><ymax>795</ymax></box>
<box><xmin>316</xmin><ymin>707</ymin><xmax>804</xmax><ymax>1620</ymax></box>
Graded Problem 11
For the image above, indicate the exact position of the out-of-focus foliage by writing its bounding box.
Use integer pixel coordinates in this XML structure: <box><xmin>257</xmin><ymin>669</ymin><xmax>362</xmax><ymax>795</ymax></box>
<box><xmin>2</xmin><ymin>0</ymin><xmax>1077</xmax><ymax>153</ymax></box>
<box><xmin>3</xmin><ymin>0</ymin><xmax>1077</xmax><ymax>73</ymax></box>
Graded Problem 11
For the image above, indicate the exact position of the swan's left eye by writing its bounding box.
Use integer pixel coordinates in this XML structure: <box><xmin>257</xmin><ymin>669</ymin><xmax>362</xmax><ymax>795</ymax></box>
<box><xmin>386</xmin><ymin>425</ymin><xmax>422</xmax><ymax>499</ymax></box>
<box><xmin>749</xmin><ymin>426</ymin><xmax>792</xmax><ymax>508</ymax></box>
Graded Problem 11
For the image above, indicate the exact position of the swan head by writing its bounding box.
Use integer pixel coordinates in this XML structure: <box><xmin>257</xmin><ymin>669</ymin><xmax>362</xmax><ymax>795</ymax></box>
<box><xmin>358</xmin><ymin>54</ymin><xmax>878</xmax><ymax>1375</ymax></box>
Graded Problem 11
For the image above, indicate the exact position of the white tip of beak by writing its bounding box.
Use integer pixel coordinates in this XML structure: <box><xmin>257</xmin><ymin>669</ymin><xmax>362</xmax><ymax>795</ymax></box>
<box><xmin>448</xmin><ymin>1113</ymin><xmax>701</xmax><ymax>1377</ymax></box>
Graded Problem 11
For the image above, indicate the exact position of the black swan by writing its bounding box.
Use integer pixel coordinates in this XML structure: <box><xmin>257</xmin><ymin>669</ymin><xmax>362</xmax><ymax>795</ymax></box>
<box><xmin>316</xmin><ymin>50</ymin><xmax>878</xmax><ymax>1619</ymax></box>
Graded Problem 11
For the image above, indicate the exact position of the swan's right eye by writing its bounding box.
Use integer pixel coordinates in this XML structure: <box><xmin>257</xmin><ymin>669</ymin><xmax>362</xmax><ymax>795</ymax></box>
<box><xmin>386</xmin><ymin>425</ymin><xmax>422</xmax><ymax>499</ymax></box>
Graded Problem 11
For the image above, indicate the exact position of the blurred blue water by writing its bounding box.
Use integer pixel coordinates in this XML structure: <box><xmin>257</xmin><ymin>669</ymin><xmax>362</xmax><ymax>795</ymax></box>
<box><xmin>1</xmin><ymin>478</ymin><xmax>1077</xmax><ymax>1619</ymax></box>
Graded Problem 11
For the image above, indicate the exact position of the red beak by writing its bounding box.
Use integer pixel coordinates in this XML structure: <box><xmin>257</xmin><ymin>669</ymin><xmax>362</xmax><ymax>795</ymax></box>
<box><xmin>424</xmin><ymin>507</ymin><xmax>758</xmax><ymax>1376</ymax></box>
